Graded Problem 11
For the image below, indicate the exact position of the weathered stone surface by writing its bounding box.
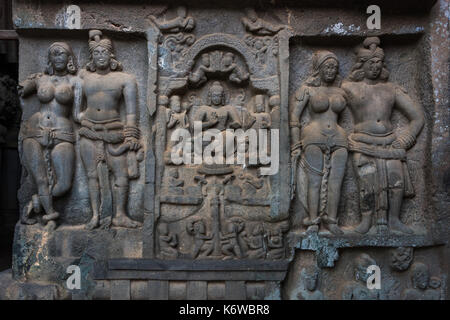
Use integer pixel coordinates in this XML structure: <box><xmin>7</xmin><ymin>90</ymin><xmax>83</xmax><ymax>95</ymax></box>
<box><xmin>6</xmin><ymin>0</ymin><xmax>449</xmax><ymax>300</ymax></box>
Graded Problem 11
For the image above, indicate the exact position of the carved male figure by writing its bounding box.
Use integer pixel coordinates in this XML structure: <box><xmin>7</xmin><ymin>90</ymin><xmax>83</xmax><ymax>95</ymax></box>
<box><xmin>74</xmin><ymin>30</ymin><xmax>142</xmax><ymax>229</ymax></box>
<box><xmin>244</xmin><ymin>223</ymin><xmax>266</xmax><ymax>259</ymax></box>
<box><xmin>165</xmin><ymin>95</ymin><xmax>189</xmax><ymax>164</ymax></box>
<box><xmin>187</xmin><ymin>219</ymin><xmax>213</xmax><ymax>258</ymax></box>
<box><xmin>241</xmin><ymin>8</ymin><xmax>285</xmax><ymax>36</ymax></box>
<box><xmin>221</xmin><ymin>52</ymin><xmax>249</xmax><ymax>84</ymax></box>
<box><xmin>342</xmin><ymin>37</ymin><xmax>424</xmax><ymax>234</ymax></box>
<box><xmin>290</xmin><ymin>51</ymin><xmax>348</xmax><ymax>235</ymax></box>
<box><xmin>221</xmin><ymin>221</ymin><xmax>244</xmax><ymax>259</ymax></box>
<box><xmin>298</xmin><ymin>265</ymin><xmax>324</xmax><ymax>300</ymax></box>
<box><xmin>193</xmin><ymin>81</ymin><xmax>242</xmax><ymax>162</ymax></box>
<box><xmin>189</xmin><ymin>53</ymin><xmax>212</xmax><ymax>85</ymax></box>
<box><xmin>149</xmin><ymin>6</ymin><xmax>195</xmax><ymax>33</ymax></box>
<box><xmin>19</xmin><ymin>42</ymin><xmax>77</xmax><ymax>227</ymax></box>
<box><xmin>157</xmin><ymin>222</ymin><xmax>179</xmax><ymax>259</ymax></box>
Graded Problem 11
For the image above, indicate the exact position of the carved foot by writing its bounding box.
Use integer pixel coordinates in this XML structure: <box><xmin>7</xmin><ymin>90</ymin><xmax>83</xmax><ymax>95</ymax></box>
<box><xmin>45</xmin><ymin>220</ymin><xmax>57</xmax><ymax>231</ymax></box>
<box><xmin>85</xmin><ymin>215</ymin><xmax>100</xmax><ymax>230</ymax></box>
<box><xmin>112</xmin><ymin>214</ymin><xmax>142</xmax><ymax>228</ymax></box>
<box><xmin>327</xmin><ymin>223</ymin><xmax>344</xmax><ymax>236</ymax></box>
<box><xmin>354</xmin><ymin>212</ymin><xmax>372</xmax><ymax>234</ymax></box>
<box><xmin>306</xmin><ymin>225</ymin><xmax>319</xmax><ymax>233</ymax></box>
<box><xmin>21</xmin><ymin>201</ymin><xmax>37</xmax><ymax>225</ymax></box>
<box><xmin>42</xmin><ymin>211</ymin><xmax>59</xmax><ymax>223</ymax></box>
<box><xmin>390</xmin><ymin>218</ymin><xmax>413</xmax><ymax>234</ymax></box>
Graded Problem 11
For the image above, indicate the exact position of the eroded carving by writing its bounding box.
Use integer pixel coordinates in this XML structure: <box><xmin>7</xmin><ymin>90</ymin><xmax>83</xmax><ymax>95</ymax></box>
<box><xmin>290</xmin><ymin>51</ymin><xmax>347</xmax><ymax>235</ymax></box>
<box><xmin>342</xmin><ymin>253</ymin><xmax>379</xmax><ymax>300</ymax></box>
<box><xmin>18</xmin><ymin>42</ymin><xmax>78</xmax><ymax>229</ymax></box>
<box><xmin>402</xmin><ymin>262</ymin><xmax>441</xmax><ymax>300</ymax></box>
<box><xmin>390</xmin><ymin>247</ymin><xmax>414</xmax><ymax>271</ymax></box>
<box><xmin>241</xmin><ymin>8</ymin><xmax>286</xmax><ymax>36</ymax></box>
<box><xmin>75</xmin><ymin>30</ymin><xmax>143</xmax><ymax>229</ymax></box>
<box><xmin>342</xmin><ymin>37</ymin><xmax>425</xmax><ymax>234</ymax></box>
<box><xmin>297</xmin><ymin>265</ymin><xmax>324</xmax><ymax>300</ymax></box>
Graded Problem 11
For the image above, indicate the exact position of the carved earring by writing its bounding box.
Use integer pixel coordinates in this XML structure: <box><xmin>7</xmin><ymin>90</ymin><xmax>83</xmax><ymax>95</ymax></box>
<box><xmin>110</xmin><ymin>60</ymin><xmax>118</xmax><ymax>70</ymax></box>
<box><xmin>47</xmin><ymin>62</ymin><xmax>54</xmax><ymax>75</ymax></box>
<box><xmin>67</xmin><ymin>57</ymin><xmax>76</xmax><ymax>74</ymax></box>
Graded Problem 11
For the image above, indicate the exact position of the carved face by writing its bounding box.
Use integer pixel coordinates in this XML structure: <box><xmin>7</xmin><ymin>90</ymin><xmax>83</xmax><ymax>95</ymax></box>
<box><xmin>170</xmin><ymin>96</ymin><xmax>181</xmax><ymax>113</ymax></box>
<box><xmin>363</xmin><ymin>57</ymin><xmax>383</xmax><ymax>80</ymax></box>
<box><xmin>210</xmin><ymin>87</ymin><xmax>224</xmax><ymax>106</ymax></box>
<box><xmin>255</xmin><ymin>40</ymin><xmax>263</xmax><ymax>50</ymax></box>
<box><xmin>413</xmin><ymin>266</ymin><xmax>430</xmax><ymax>290</ymax></box>
<box><xmin>194</xmin><ymin>221</ymin><xmax>205</xmax><ymax>234</ymax></box>
<box><xmin>319</xmin><ymin>58</ymin><xmax>338</xmax><ymax>83</ymax></box>
<box><xmin>92</xmin><ymin>46</ymin><xmax>111</xmax><ymax>70</ymax></box>
<box><xmin>255</xmin><ymin>95</ymin><xmax>265</xmax><ymax>113</ymax></box>
<box><xmin>49</xmin><ymin>46</ymin><xmax>69</xmax><ymax>72</ymax></box>
<box><xmin>222</xmin><ymin>53</ymin><xmax>233</xmax><ymax>66</ymax></box>
<box><xmin>304</xmin><ymin>272</ymin><xmax>318</xmax><ymax>291</ymax></box>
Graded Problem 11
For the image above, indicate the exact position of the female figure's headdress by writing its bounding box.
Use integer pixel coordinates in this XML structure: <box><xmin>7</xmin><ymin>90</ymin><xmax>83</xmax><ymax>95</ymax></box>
<box><xmin>46</xmin><ymin>42</ymin><xmax>78</xmax><ymax>75</ymax></box>
<box><xmin>305</xmin><ymin>50</ymin><xmax>340</xmax><ymax>87</ymax></box>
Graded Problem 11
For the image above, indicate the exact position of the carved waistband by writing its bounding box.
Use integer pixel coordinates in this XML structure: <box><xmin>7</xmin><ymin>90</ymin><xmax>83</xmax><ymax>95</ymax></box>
<box><xmin>79</xmin><ymin>119</ymin><xmax>124</xmax><ymax>144</ymax></box>
<box><xmin>349</xmin><ymin>131</ymin><xmax>396</xmax><ymax>146</ymax></box>
<box><xmin>21</xmin><ymin>126</ymin><xmax>75</xmax><ymax>144</ymax></box>
<box><xmin>348</xmin><ymin>134</ymin><xmax>405</xmax><ymax>160</ymax></box>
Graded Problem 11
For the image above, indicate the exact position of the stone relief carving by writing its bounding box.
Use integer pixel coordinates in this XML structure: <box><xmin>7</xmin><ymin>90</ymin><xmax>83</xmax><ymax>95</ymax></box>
<box><xmin>341</xmin><ymin>253</ymin><xmax>380</xmax><ymax>300</ymax></box>
<box><xmin>18</xmin><ymin>42</ymin><xmax>78</xmax><ymax>230</ymax></box>
<box><xmin>150</xmin><ymin>6</ymin><xmax>196</xmax><ymax>74</ymax></box>
<box><xmin>297</xmin><ymin>265</ymin><xmax>324</xmax><ymax>300</ymax></box>
<box><xmin>390</xmin><ymin>247</ymin><xmax>414</xmax><ymax>271</ymax></box>
<box><xmin>74</xmin><ymin>30</ymin><xmax>143</xmax><ymax>229</ymax></box>
<box><xmin>402</xmin><ymin>262</ymin><xmax>442</xmax><ymax>300</ymax></box>
<box><xmin>342</xmin><ymin>37</ymin><xmax>425</xmax><ymax>235</ymax></box>
<box><xmin>290</xmin><ymin>50</ymin><xmax>348</xmax><ymax>235</ymax></box>
<box><xmin>8</xmin><ymin>2</ymin><xmax>446</xmax><ymax>301</ymax></box>
<box><xmin>241</xmin><ymin>8</ymin><xmax>286</xmax><ymax>36</ymax></box>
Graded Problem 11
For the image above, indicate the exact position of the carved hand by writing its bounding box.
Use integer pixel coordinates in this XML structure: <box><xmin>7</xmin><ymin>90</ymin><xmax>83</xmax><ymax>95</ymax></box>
<box><xmin>210</xmin><ymin>112</ymin><xmax>219</xmax><ymax>123</ymax></box>
<box><xmin>392</xmin><ymin>133</ymin><xmax>416</xmax><ymax>150</ymax></box>
<box><xmin>126</xmin><ymin>137</ymin><xmax>141</xmax><ymax>151</ymax></box>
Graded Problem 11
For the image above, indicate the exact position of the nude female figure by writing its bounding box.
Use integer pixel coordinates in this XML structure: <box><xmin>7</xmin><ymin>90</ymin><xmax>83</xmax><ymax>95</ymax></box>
<box><xmin>19</xmin><ymin>42</ymin><xmax>77</xmax><ymax>227</ymax></box>
<box><xmin>290</xmin><ymin>51</ymin><xmax>348</xmax><ymax>235</ymax></box>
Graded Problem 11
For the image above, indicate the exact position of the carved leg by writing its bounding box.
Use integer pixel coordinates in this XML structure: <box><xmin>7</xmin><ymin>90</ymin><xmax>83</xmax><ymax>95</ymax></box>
<box><xmin>387</xmin><ymin>159</ymin><xmax>413</xmax><ymax>234</ymax></box>
<box><xmin>111</xmin><ymin>183</ymin><xmax>142</xmax><ymax>228</ymax></box>
<box><xmin>304</xmin><ymin>145</ymin><xmax>323</xmax><ymax>233</ymax></box>
<box><xmin>108</xmin><ymin>152</ymin><xmax>142</xmax><ymax>228</ymax></box>
<box><xmin>51</xmin><ymin>142</ymin><xmax>75</xmax><ymax>197</ymax></box>
<box><xmin>325</xmin><ymin>148</ymin><xmax>347</xmax><ymax>235</ymax></box>
<box><xmin>352</xmin><ymin>153</ymin><xmax>375</xmax><ymax>234</ymax></box>
<box><xmin>80</xmin><ymin>138</ymin><xmax>100</xmax><ymax>230</ymax></box>
<box><xmin>22</xmin><ymin>138</ymin><xmax>59</xmax><ymax>222</ymax></box>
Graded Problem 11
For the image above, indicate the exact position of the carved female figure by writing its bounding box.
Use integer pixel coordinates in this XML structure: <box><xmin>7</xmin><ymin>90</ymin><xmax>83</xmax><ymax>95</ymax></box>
<box><xmin>290</xmin><ymin>51</ymin><xmax>348</xmax><ymax>235</ymax></box>
<box><xmin>19</xmin><ymin>42</ymin><xmax>77</xmax><ymax>226</ymax></box>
